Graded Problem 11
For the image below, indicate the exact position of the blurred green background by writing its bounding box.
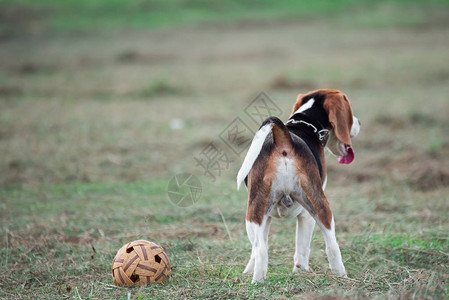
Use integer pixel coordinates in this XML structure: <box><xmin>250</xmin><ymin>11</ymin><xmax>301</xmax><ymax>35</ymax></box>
<box><xmin>1</xmin><ymin>1</ymin><xmax>449</xmax><ymax>299</ymax></box>
<box><xmin>1</xmin><ymin>0</ymin><xmax>448</xmax><ymax>35</ymax></box>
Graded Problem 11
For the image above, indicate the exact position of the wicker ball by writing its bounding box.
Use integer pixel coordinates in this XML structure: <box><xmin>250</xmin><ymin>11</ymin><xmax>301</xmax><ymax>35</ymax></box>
<box><xmin>112</xmin><ymin>240</ymin><xmax>171</xmax><ymax>286</ymax></box>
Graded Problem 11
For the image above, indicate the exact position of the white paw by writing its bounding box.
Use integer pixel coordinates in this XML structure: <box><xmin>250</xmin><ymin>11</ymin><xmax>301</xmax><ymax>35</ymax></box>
<box><xmin>251</xmin><ymin>269</ymin><xmax>267</xmax><ymax>283</ymax></box>
<box><xmin>251</xmin><ymin>276</ymin><xmax>265</xmax><ymax>284</ymax></box>
<box><xmin>293</xmin><ymin>264</ymin><xmax>310</xmax><ymax>273</ymax></box>
<box><xmin>331</xmin><ymin>267</ymin><xmax>347</xmax><ymax>277</ymax></box>
<box><xmin>243</xmin><ymin>261</ymin><xmax>255</xmax><ymax>274</ymax></box>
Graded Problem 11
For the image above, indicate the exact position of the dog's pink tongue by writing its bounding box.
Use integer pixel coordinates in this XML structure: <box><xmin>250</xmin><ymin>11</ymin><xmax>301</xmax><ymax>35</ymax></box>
<box><xmin>338</xmin><ymin>146</ymin><xmax>354</xmax><ymax>164</ymax></box>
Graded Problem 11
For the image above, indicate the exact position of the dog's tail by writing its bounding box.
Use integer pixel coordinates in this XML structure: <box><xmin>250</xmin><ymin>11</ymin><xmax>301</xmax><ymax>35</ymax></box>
<box><xmin>237</xmin><ymin>117</ymin><xmax>293</xmax><ymax>190</ymax></box>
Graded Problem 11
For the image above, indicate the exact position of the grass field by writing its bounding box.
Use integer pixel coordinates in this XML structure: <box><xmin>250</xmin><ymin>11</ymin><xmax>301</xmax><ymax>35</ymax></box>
<box><xmin>1</xmin><ymin>0</ymin><xmax>449</xmax><ymax>299</ymax></box>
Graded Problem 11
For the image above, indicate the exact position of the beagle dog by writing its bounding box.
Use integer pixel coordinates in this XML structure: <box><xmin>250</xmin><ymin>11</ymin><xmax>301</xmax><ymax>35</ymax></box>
<box><xmin>237</xmin><ymin>89</ymin><xmax>360</xmax><ymax>283</ymax></box>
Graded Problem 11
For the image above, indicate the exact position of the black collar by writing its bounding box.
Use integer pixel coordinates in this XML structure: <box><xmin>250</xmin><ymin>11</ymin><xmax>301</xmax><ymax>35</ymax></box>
<box><xmin>285</xmin><ymin>113</ymin><xmax>329</xmax><ymax>147</ymax></box>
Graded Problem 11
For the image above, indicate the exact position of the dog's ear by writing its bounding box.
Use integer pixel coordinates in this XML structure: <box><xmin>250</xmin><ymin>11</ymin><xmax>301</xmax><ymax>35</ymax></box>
<box><xmin>324</xmin><ymin>93</ymin><xmax>353</xmax><ymax>146</ymax></box>
<box><xmin>291</xmin><ymin>94</ymin><xmax>304</xmax><ymax>115</ymax></box>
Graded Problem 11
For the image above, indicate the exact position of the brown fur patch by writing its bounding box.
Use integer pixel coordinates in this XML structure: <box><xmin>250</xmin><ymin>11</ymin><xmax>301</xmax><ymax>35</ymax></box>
<box><xmin>291</xmin><ymin>93</ymin><xmax>305</xmax><ymax>114</ymax></box>
<box><xmin>246</xmin><ymin>154</ymin><xmax>274</xmax><ymax>225</ymax></box>
<box><xmin>295</xmin><ymin>153</ymin><xmax>332</xmax><ymax>229</ymax></box>
<box><xmin>271</xmin><ymin>125</ymin><xmax>291</xmax><ymax>149</ymax></box>
<box><xmin>246</xmin><ymin>120</ymin><xmax>294</xmax><ymax>224</ymax></box>
<box><xmin>323</xmin><ymin>91</ymin><xmax>353</xmax><ymax>146</ymax></box>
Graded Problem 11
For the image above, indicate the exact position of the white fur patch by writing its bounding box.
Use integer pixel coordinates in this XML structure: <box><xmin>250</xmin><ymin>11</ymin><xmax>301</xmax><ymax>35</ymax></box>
<box><xmin>237</xmin><ymin>123</ymin><xmax>273</xmax><ymax>190</ymax></box>
<box><xmin>292</xmin><ymin>98</ymin><xmax>315</xmax><ymax>116</ymax></box>
<box><xmin>322</xmin><ymin>176</ymin><xmax>327</xmax><ymax>191</ymax></box>
<box><xmin>244</xmin><ymin>216</ymin><xmax>271</xmax><ymax>283</ymax></box>
<box><xmin>293</xmin><ymin>210</ymin><xmax>315</xmax><ymax>273</ymax></box>
<box><xmin>316</xmin><ymin>217</ymin><xmax>346</xmax><ymax>276</ymax></box>
<box><xmin>351</xmin><ymin>116</ymin><xmax>360</xmax><ymax>138</ymax></box>
<box><xmin>269</xmin><ymin>157</ymin><xmax>304</xmax><ymax>218</ymax></box>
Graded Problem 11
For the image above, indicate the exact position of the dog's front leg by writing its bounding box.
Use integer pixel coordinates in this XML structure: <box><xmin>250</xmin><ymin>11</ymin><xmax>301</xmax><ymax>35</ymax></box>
<box><xmin>244</xmin><ymin>215</ymin><xmax>271</xmax><ymax>283</ymax></box>
<box><xmin>293</xmin><ymin>210</ymin><xmax>315</xmax><ymax>273</ymax></box>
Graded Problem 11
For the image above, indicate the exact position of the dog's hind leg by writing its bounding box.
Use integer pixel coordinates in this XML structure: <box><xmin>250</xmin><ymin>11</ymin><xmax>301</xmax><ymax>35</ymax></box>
<box><xmin>245</xmin><ymin>215</ymin><xmax>271</xmax><ymax>283</ymax></box>
<box><xmin>293</xmin><ymin>210</ymin><xmax>315</xmax><ymax>273</ymax></box>
<box><xmin>243</xmin><ymin>219</ymin><xmax>256</xmax><ymax>274</ymax></box>
<box><xmin>292</xmin><ymin>175</ymin><xmax>347</xmax><ymax>277</ymax></box>
<box><xmin>243</xmin><ymin>216</ymin><xmax>272</xmax><ymax>280</ymax></box>
<box><xmin>315</xmin><ymin>216</ymin><xmax>346</xmax><ymax>277</ymax></box>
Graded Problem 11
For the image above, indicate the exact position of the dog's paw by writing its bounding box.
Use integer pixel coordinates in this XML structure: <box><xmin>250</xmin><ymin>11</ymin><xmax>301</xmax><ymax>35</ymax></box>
<box><xmin>251</xmin><ymin>276</ymin><xmax>265</xmax><ymax>284</ymax></box>
<box><xmin>243</xmin><ymin>261</ymin><xmax>255</xmax><ymax>274</ymax></box>
<box><xmin>251</xmin><ymin>268</ymin><xmax>267</xmax><ymax>283</ymax></box>
<box><xmin>331</xmin><ymin>267</ymin><xmax>347</xmax><ymax>277</ymax></box>
<box><xmin>292</xmin><ymin>264</ymin><xmax>310</xmax><ymax>273</ymax></box>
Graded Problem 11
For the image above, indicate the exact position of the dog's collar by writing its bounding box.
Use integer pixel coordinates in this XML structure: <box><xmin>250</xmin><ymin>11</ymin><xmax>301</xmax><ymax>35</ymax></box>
<box><xmin>285</xmin><ymin>116</ymin><xmax>329</xmax><ymax>147</ymax></box>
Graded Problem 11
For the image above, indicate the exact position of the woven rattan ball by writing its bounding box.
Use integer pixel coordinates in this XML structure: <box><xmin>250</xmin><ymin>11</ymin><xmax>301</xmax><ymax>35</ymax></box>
<box><xmin>112</xmin><ymin>240</ymin><xmax>171</xmax><ymax>286</ymax></box>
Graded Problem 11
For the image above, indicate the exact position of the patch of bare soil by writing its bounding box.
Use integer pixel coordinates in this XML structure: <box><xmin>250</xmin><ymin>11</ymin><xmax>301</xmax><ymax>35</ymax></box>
<box><xmin>0</xmin><ymin>3</ymin><xmax>49</xmax><ymax>38</ymax></box>
<box><xmin>408</xmin><ymin>162</ymin><xmax>449</xmax><ymax>191</ymax></box>
<box><xmin>304</xmin><ymin>295</ymin><xmax>367</xmax><ymax>300</ymax></box>
<box><xmin>0</xmin><ymin>86</ymin><xmax>23</xmax><ymax>97</ymax></box>
<box><xmin>388</xmin><ymin>153</ymin><xmax>449</xmax><ymax>191</ymax></box>
<box><xmin>327</xmin><ymin>166</ymin><xmax>376</xmax><ymax>186</ymax></box>
<box><xmin>115</xmin><ymin>50</ymin><xmax>175</xmax><ymax>65</ymax></box>
<box><xmin>328</xmin><ymin>149</ymin><xmax>449</xmax><ymax>192</ymax></box>
<box><xmin>270</xmin><ymin>75</ymin><xmax>368</xmax><ymax>91</ymax></box>
<box><xmin>375</xmin><ymin>112</ymin><xmax>443</xmax><ymax>131</ymax></box>
<box><xmin>12</xmin><ymin>62</ymin><xmax>57</xmax><ymax>75</ymax></box>
<box><xmin>269</xmin><ymin>75</ymin><xmax>317</xmax><ymax>91</ymax></box>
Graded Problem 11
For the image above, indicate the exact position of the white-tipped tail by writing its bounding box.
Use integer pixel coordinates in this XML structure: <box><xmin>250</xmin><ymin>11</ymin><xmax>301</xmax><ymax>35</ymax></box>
<box><xmin>237</xmin><ymin>123</ymin><xmax>273</xmax><ymax>190</ymax></box>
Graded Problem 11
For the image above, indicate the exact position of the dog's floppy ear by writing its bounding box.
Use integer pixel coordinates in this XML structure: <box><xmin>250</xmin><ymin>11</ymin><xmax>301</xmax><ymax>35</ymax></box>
<box><xmin>291</xmin><ymin>94</ymin><xmax>304</xmax><ymax>115</ymax></box>
<box><xmin>324</xmin><ymin>93</ymin><xmax>353</xmax><ymax>146</ymax></box>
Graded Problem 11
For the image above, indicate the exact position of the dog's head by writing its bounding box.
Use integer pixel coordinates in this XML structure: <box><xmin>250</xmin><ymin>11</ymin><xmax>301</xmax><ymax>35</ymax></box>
<box><xmin>291</xmin><ymin>89</ymin><xmax>360</xmax><ymax>164</ymax></box>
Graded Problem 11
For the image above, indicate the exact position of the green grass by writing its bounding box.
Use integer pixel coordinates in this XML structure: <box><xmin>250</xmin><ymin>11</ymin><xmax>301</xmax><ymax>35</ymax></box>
<box><xmin>140</xmin><ymin>80</ymin><xmax>179</xmax><ymax>98</ymax></box>
<box><xmin>1</xmin><ymin>0</ymin><xmax>449</xmax><ymax>36</ymax></box>
<box><xmin>1</xmin><ymin>182</ymin><xmax>448</xmax><ymax>299</ymax></box>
